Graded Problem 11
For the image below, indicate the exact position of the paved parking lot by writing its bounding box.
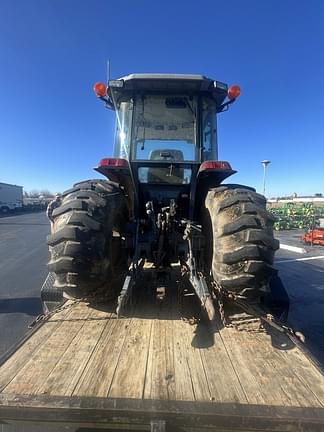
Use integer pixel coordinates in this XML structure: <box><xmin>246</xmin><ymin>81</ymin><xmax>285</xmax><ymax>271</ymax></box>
<box><xmin>275</xmin><ymin>231</ymin><xmax>324</xmax><ymax>364</ymax></box>
<box><xmin>0</xmin><ymin>212</ymin><xmax>49</xmax><ymax>357</ymax></box>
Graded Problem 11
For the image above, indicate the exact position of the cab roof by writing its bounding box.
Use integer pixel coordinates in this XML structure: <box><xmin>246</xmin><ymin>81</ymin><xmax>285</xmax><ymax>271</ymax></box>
<box><xmin>108</xmin><ymin>73</ymin><xmax>228</xmax><ymax>106</ymax></box>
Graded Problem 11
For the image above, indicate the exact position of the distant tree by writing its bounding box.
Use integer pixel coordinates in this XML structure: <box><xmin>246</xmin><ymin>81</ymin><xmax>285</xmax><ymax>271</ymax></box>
<box><xmin>23</xmin><ymin>191</ymin><xmax>29</xmax><ymax>198</ymax></box>
<box><xmin>39</xmin><ymin>189</ymin><xmax>53</xmax><ymax>198</ymax></box>
<box><xmin>29</xmin><ymin>189</ymin><xmax>40</xmax><ymax>198</ymax></box>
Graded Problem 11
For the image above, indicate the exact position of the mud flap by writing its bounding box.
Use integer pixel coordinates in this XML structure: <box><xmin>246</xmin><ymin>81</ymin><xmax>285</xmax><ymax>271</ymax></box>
<box><xmin>40</xmin><ymin>272</ymin><xmax>65</xmax><ymax>313</ymax></box>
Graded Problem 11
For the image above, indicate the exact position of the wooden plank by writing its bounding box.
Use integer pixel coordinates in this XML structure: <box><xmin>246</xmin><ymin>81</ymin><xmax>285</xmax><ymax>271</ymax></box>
<box><xmin>144</xmin><ymin>277</ymin><xmax>242</xmax><ymax>403</ymax></box>
<box><xmin>143</xmin><ymin>284</ymin><xmax>176</xmax><ymax>401</ymax></box>
<box><xmin>108</xmin><ymin>314</ymin><xmax>153</xmax><ymax>399</ymax></box>
<box><xmin>197</xmin><ymin>317</ymin><xmax>248</xmax><ymax>403</ymax></box>
<box><xmin>0</xmin><ymin>304</ymin><xmax>74</xmax><ymax>392</ymax></box>
<box><xmin>3</xmin><ymin>303</ymin><xmax>92</xmax><ymax>395</ymax></box>
<box><xmin>37</xmin><ymin>306</ymin><xmax>113</xmax><ymax>396</ymax></box>
<box><xmin>73</xmin><ymin>315</ymin><xmax>132</xmax><ymax>397</ymax></box>
<box><xmin>254</xmin><ymin>330</ymin><xmax>324</xmax><ymax>407</ymax></box>
<box><xmin>218</xmin><ymin>322</ymin><xmax>323</xmax><ymax>407</ymax></box>
<box><xmin>173</xmin><ymin>318</ymin><xmax>211</xmax><ymax>401</ymax></box>
<box><xmin>170</xmin><ymin>286</ymin><xmax>197</xmax><ymax>402</ymax></box>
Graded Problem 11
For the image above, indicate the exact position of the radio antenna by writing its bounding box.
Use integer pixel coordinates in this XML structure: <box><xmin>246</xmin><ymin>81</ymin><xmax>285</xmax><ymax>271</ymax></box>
<box><xmin>106</xmin><ymin>59</ymin><xmax>111</xmax><ymax>86</ymax></box>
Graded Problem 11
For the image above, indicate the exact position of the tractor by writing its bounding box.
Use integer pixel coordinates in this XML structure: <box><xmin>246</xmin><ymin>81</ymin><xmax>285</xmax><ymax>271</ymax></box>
<box><xmin>47</xmin><ymin>74</ymin><xmax>279</xmax><ymax>320</ymax></box>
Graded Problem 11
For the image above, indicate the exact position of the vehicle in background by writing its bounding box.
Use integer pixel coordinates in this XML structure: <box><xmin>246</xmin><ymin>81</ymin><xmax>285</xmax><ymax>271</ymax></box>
<box><xmin>303</xmin><ymin>218</ymin><xmax>324</xmax><ymax>245</ymax></box>
<box><xmin>23</xmin><ymin>197</ymin><xmax>50</xmax><ymax>212</ymax></box>
<box><xmin>0</xmin><ymin>182</ymin><xmax>23</xmax><ymax>213</ymax></box>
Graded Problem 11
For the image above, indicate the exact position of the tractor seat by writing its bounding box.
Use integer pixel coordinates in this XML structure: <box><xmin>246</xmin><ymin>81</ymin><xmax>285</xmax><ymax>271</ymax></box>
<box><xmin>147</xmin><ymin>149</ymin><xmax>184</xmax><ymax>184</ymax></box>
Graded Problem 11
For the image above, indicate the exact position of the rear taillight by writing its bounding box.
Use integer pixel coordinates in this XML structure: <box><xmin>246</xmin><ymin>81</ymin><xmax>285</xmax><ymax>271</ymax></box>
<box><xmin>199</xmin><ymin>161</ymin><xmax>232</xmax><ymax>172</ymax></box>
<box><xmin>98</xmin><ymin>158</ymin><xmax>129</xmax><ymax>168</ymax></box>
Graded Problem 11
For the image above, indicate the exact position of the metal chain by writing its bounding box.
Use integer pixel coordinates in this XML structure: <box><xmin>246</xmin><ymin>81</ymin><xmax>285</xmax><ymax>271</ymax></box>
<box><xmin>212</xmin><ymin>280</ymin><xmax>265</xmax><ymax>334</ymax></box>
<box><xmin>28</xmin><ymin>291</ymin><xmax>109</xmax><ymax>329</ymax></box>
<box><xmin>30</xmin><ymin>276</ymin><xmax>304</xmax><ymax>344</ymax></box>
<box><xmin>28</xmin><ymin>299</ymin><xmax>79</xmax><ymax>328</ymax></box>
<box><xmin>211</xmin><ymin>280</ymin><xmax>227</xmax><ymax>327</ymax></box>
<box><xmin>211</xmin><ymin>280</ymin><xmax>305</xmax><ymax>341</ymax></box>
<box><xmin>227</xmin><ymin>314</ymin><xmax>264</xmax><ymax>334</ymax></box>
<box><xmin>216</xmin><ymin>285</ymin><xmax>227</xmax><ymax>327</ymax></box>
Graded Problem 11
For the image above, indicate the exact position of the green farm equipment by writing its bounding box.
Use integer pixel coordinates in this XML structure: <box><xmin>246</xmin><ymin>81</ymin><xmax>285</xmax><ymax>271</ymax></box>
<box><xmin>270</xmin><ymin>202</ymin><xmax>324</xmax><ymax>231</ymax></box>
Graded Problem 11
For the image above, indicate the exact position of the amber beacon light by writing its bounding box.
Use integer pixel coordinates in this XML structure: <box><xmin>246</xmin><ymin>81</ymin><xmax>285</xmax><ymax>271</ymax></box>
<box><xmin>227</xmin><ymin>85</ymin><xmax>241</xmax><ymax>100</ymax></box>
<box><xmin>93</xmin><ymin>82</ymin><xmax>107</xmax><ymax>97</ymax></box>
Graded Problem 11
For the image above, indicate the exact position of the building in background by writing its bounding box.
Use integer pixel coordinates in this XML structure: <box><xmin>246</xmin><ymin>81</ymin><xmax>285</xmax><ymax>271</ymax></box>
<box><xmin>268</xmin><ymin>194</ymin><xmax>324</xmax><ymax>204</ymax></box>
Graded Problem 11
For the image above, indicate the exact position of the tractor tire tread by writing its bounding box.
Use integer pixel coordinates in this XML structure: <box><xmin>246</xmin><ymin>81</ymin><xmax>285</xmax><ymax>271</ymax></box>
<box><xmin>220</xmin><ymin>215</ymin><xmax>260</xmax><ymax>236</ymax></box>
<box><xmin>47</xmin><ymin>179</ymin><xmax>128</xmax><ymax>298</ymax></box>
<box><xmin>48</xmin><ymin>256</ymin><xmax>89</xmax><ymax>274</ymax></box>
<box><xmin>220</xmin><ymin>244</ymin><xmax>274</xmax><ymax>265</ymax></box>
<box><xmin>204</xmin><ymin>184</ymin><xmax>278</xmax><ymax>301</ymax></box>
<box><xmin>47</xmin><ymin>226</ymin><xmax>90</xmax><ymax>246</ymax></box>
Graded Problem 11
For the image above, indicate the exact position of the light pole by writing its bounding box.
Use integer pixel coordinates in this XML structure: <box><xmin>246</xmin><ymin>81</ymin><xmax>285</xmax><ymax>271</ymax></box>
<box><xmin>261</xmin><ymin>160</ymin><xmax>271</xmax><ymax>196</ymax></box>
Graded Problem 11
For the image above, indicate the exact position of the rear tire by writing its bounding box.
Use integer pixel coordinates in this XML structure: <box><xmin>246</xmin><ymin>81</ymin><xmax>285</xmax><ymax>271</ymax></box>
<box><xmin>204</xmin><ymin>185</ymin><xmax>279</xmax><ymax>302</ymax></box>
<box><xmin>47</xmin><ymin>179</ymin><xmax>128</xmax><ymax>298</ymax></box>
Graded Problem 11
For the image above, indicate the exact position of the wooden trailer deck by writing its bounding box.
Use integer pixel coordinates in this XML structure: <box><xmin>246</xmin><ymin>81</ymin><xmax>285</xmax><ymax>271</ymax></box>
<box><xmin>0</xmin><ymin>279</ymin><xmax>324</xmax><ymax>431</ymax></box>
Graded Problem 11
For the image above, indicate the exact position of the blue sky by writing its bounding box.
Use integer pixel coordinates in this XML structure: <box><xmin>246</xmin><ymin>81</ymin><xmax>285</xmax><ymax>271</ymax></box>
<box><xmin>0</xmin><ymin>0</ymin><xmax>323</xmax><ymax>197</ymax></box>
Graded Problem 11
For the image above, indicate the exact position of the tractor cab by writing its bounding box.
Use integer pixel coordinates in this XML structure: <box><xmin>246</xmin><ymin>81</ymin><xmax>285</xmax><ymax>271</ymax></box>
<box><xmin>95</xmin><ymin>74</ymin><xmax>239</xmax><ymax>219</ymax></box>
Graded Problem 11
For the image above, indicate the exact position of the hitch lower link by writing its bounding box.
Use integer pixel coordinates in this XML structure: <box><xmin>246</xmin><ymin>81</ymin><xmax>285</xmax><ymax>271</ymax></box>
<box><xmin>183</xmin><ymin>222</ymin><xmax>216</xmax><ymax>322</ymax></box>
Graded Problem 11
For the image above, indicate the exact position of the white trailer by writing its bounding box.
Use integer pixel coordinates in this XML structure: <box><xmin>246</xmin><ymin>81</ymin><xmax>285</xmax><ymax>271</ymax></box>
<box><xmin>0</xmin><ymin>182</ymin><xmax>23</xmax><ymax>213</ymax></box>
